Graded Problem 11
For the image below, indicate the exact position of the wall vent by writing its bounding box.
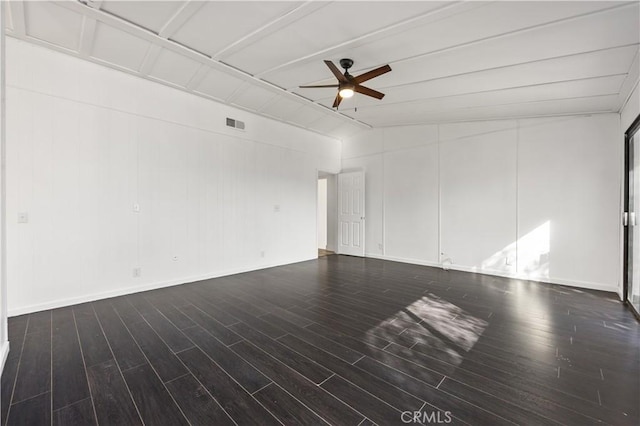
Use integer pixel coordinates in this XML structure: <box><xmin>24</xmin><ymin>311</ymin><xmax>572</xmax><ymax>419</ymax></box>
<box><xmin>226</xmin><ymin>118</ymin><xmax>245</xmax><ymax>130</ymax></box>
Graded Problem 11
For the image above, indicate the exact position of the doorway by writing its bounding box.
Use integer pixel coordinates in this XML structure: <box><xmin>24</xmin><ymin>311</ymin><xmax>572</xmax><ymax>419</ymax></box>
<box><xmin>624</xmin><ymin>115</ymin><xmax>640</xmax><ymax>317</ymax></box>
<box><xmin>317</xmin><ymin>172</ymin><xmax>336</xmax><ymax>257</ymax></box>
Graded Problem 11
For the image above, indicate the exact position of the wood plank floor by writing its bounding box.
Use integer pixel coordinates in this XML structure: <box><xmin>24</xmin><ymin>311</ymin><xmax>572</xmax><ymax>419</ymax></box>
<box><xmin>2</xmin><ymin>255</ymin><xmax>639</xmax><ymax>425</ymax></box>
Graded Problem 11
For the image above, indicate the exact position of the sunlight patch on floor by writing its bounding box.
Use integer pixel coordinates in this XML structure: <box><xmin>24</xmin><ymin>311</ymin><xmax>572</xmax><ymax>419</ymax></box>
<box><xmin>404</xmin><ymin>294</ymin><xmax>487</xmax><ymax>352</ymax></box>
<box><xmin>365</xmin><ymin>294</ymin><xmax>487</xmax><ymax>367</ymax></box>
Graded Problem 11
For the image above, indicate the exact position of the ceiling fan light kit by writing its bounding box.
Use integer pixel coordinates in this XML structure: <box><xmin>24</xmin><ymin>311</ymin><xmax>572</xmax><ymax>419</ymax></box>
<box><xmin>339</xmin><ymin>85</ymin><xmax>355</xmax><ymax>99</ymax></box>
<box><xmin>299</xmin><ymin>58</ymin><xmax>392</xmax><ymax>108</ymax></box>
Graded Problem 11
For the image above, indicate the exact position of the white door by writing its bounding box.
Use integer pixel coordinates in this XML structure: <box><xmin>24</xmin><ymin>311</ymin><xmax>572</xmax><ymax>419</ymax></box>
<box><xmin>338</xmin><ymin>171</ymin><xmax>365</xmax><ymax>256</ymax></box>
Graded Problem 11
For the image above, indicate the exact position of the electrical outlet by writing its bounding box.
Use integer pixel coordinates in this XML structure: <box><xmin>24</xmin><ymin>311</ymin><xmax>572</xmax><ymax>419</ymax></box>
<box><xmin>378</xmin><ymin>243</ymin><xmax>383</xmax><ymax>250</ymax></box>
<box><xmin>273</xmin><ymin>205</ymin><xmax>280</xmax><ymax>213</ymax></box>
<box><xmin>17</xmin><ymin>212</ymin><xmax>29</xmax><ymax>223</ymax></box>
<box><xmin>260</xmin><ymin>251</ymin><xmax>265</xmax><ymax>258</ymax></box>
<box><xmin>505</xmin><ymin>257</ymin><xmax>512</xmax><ymax>266</ymax></box>
<box><xmin>133</xmin><ymin>267</ymin><xmax>141</xmax><ymax>278</ymax></box>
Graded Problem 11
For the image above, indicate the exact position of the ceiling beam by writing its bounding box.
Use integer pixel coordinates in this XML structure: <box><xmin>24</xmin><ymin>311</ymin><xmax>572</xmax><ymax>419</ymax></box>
<box><xmin>213</xmin><ymin>1</ymin><xmax>329</xmax><ymax>60</ymax></box>
<box><xmin>256</xmin><ymin>93</ymin><xmax>285</xmax><ymax>113</ymax></box>
<box><xmin>328</xmin><ymin>74</ymin><xmax>628</xmax><ymax>114</ymax></box>
<box><xmin>185</xmin><ymin>64</ymin><xmax>210</xmax><ymax>91</ymax></box>
<box><xmin>356</xmin><ymin>93</ymin><xmax>619</xmax><ymax>119</ymax></box>
<box><xmin>54</xmin><ymin>0</ymin><xmax>370</xmax><ymax>129</ymax></box>
<box><xmin>83</xmin><ymin>1</ymin><xmax>104</xmax><ymax>10</ymax></box>
<box><xmin>352</xmin><ymin>44</ymin><xmax>640</xmax><ymax>93</ymax></box>
<box><xmin>137</xmin><ymin>1</ymin><xmax>205</xmax><ymax>77</ymax></box>
<box><xmin>224</xmin><ymin>82</ymin><xmax>250</xmax><ymax>104</ymax></box>
<box><xmin>256</xmin><ymin>1</ymin><xmax>479</xmax><ymax>78</ymax></box>
<box><xmin>373</xmin><ymin>111</ymin><xmax>612</xmax><ymax>129</ymax></box>
<box><xmin>79</xmin><ymin>1</ymin><xmax>102</xmax><ymax>58</ymax></box>
<box><xmin>159</xmin><ymin>1</ymin><xmax>205</xmax><ymax>39</ymax></box>
<box><xmin>78</xmin><ymin>16</ymin><xmax>98</xmax><ymax>57</ymax></box>
<box><xmin>138</xmin><ymin>44</ymin><xmax>162</xmax><ymax>75</ymax></box>
<box><xmin>9</xmin><ymin>1</ymin><xmax>25</xmax><ymax>37</ymax></box>
<box><xmin>385</xmin><ymin>2</ymin><xmax>637</xmax><ymax>71</ymax></box>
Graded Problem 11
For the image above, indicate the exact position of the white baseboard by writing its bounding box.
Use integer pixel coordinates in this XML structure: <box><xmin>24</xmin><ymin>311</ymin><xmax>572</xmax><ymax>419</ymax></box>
<box><xmin>366</xmin><ymin>253</ymin><xmax>441</xmax><ymax>268</ymax></box>
<box><xmin>8</xmin><ymin>256</ymin><xmax>316</xmax><ymax>316</ymax></box>
<box><xmin>8</xmin><ymin>252</ymin><xmax>618</xmax><ymax>316</ymax></box>
<box><xmin>365</xmin><ymin>253</ymin><xmax>618</xmax><ymax>294</ymax></box>
<box><xmin>0</xmin><ymin>341</ymin><xmax>9</xmax><ymax>375</ymax></box>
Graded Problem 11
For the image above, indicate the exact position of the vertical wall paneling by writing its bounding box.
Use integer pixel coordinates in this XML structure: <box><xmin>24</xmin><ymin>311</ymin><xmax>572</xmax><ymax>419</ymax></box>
<box><xmin>383</xmin><ymin>145</ymin><xmax>439</xmax><ymax>263</ymax></box>
<box><xmin>342</xmin><ymin>115</ymin><xmax>621</xmax><ymax>292</ymax></box>
<box><xmin>5</xmin><ymin>39</ymin><xmax>340</xmax><ymax>315</ymax></box>
<box><xmin>0</xmin><ymin>1</ymin><xmax>9</xmax><ymax>370</ymax></box>
<box><xmin>517</xmin><ymin>115</ymin><xmax>620</xmax><ymax>287</ymax></box>
<box><xmin>440</xmin><ymin>125</ymin><xmax>517</xmax><ymax>275</ymax></box>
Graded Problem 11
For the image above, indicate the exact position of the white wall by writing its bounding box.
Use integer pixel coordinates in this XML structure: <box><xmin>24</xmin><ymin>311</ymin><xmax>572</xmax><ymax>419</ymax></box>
<box><xmin>5</xmin><ymin>38</ymin><xmax>341</xmax><ymax>315</ymax></box>
<box><xmin>317</xmin><ymin>178</ymin><xmax>327</xmax><ymax>249</ymax></box>
<box><xmin>342</xmin><ymin>114</ymin><xmax>622</xmax><ymax>292</ymax></box>
<box><xmin>0</xmin><ymin>2</ymin><xmax>9</xmax><ymax>371</ymax></box>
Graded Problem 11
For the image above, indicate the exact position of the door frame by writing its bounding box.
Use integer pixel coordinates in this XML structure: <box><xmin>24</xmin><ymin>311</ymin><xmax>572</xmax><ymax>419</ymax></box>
<box><xmin>623</xmin><ymin>114</ymin><xmax>640</xmax><ymax>319</ymax></box>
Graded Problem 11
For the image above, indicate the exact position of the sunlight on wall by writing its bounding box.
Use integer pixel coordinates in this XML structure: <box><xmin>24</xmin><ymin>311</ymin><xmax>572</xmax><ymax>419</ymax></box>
<box><xmin>481</xmin><ymin>241</ymin><xmax>516</xmax><ymax>273</ymax></box>
<box><xmin>518</xmin><ymin>221</ymin><xmax>550</xmax><ymax>278</ymax></box>
<box><xmin>481</xmin><ymin>221</ymin><xmax>550</xmax><ymax>279</ymax></box>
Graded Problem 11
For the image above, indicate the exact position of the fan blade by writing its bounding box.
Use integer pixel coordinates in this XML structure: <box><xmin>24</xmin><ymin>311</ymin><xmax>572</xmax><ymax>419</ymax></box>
<box><xmin>325</xmin><ymin>60</ymin><xmax>348</xmax><ymax>82</ymax></box>
<box><xmin>299</xmin><ymin>84</ymin><xmax>339</xmax><ymax>88</ymax></box>
<box><xmin>332</xmin><ymin>93</ymin><xmax>343</xmax><ymax>108</ymax></box>
<box><xmin>353</xmin><ymin>64</ymin><xmax>392</xmax><ymax>84</ymax></box>
<box><xmin>354</xmin><ymin>85</ymin><xmax>385</xmax><ymax>99</ymax></box>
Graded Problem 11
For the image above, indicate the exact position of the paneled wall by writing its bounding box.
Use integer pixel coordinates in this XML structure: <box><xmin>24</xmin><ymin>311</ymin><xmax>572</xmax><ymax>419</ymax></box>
<box><xmin>343</xmin><ymin>114</ymin><xmax>622</xmax><ymax>292</ymax></box>
<box><xmin>5</xmin><ymin>39</ymin><xmax>340</xmax><ymax>315</ymax></box>
<box><xmin>0</xmin><ymin>2</ymin><xmax>9</xmax><ymax>368</ymax></box>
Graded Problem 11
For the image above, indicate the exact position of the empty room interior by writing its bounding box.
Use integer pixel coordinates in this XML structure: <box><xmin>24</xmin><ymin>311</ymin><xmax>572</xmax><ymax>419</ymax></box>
<box><xmin>0</xmin><ymin>0</ymin><xmax>639</xmax><ymax>425</ymax></box>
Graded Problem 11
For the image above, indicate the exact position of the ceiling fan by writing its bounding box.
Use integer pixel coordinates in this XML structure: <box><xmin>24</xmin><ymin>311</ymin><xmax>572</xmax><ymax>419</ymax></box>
<box><xmin>299</xmin><ymin>58</ymin><xmax>392</xmax><ymax>108</ymax></box>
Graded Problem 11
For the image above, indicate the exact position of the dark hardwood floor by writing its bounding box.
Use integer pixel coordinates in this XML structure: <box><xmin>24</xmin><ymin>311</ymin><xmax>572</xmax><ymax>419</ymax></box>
<box><xmin>2</xmin><ymin>255</ymin><xmax>639</xmax><ymax>425</ymax></box>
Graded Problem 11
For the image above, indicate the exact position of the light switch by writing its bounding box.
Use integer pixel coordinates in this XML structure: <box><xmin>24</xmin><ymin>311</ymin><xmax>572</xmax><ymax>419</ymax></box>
<box><xmin>133</xmin><ymin>203</ymin><xmax>140</xmax><ymax>213</ymax></box>
<box><xmin>18</xmin><ymin>212</ymin><xmax>29</xmax><ymax>223</ymax></box>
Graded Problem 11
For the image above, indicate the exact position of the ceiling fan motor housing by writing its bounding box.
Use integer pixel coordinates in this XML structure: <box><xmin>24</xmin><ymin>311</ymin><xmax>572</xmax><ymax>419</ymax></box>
<box><xmin>339</xmin><ymin>58</ymin><xmax>354</xmax><ymax>71</ymax></box>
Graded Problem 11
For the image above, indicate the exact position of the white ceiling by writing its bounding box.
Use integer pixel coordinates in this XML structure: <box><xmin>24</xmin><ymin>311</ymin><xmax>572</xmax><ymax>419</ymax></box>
<box><xmin>5</xmin><ymin>1</ymin><xmax>640</xmax><ymax>139</ymax></box>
